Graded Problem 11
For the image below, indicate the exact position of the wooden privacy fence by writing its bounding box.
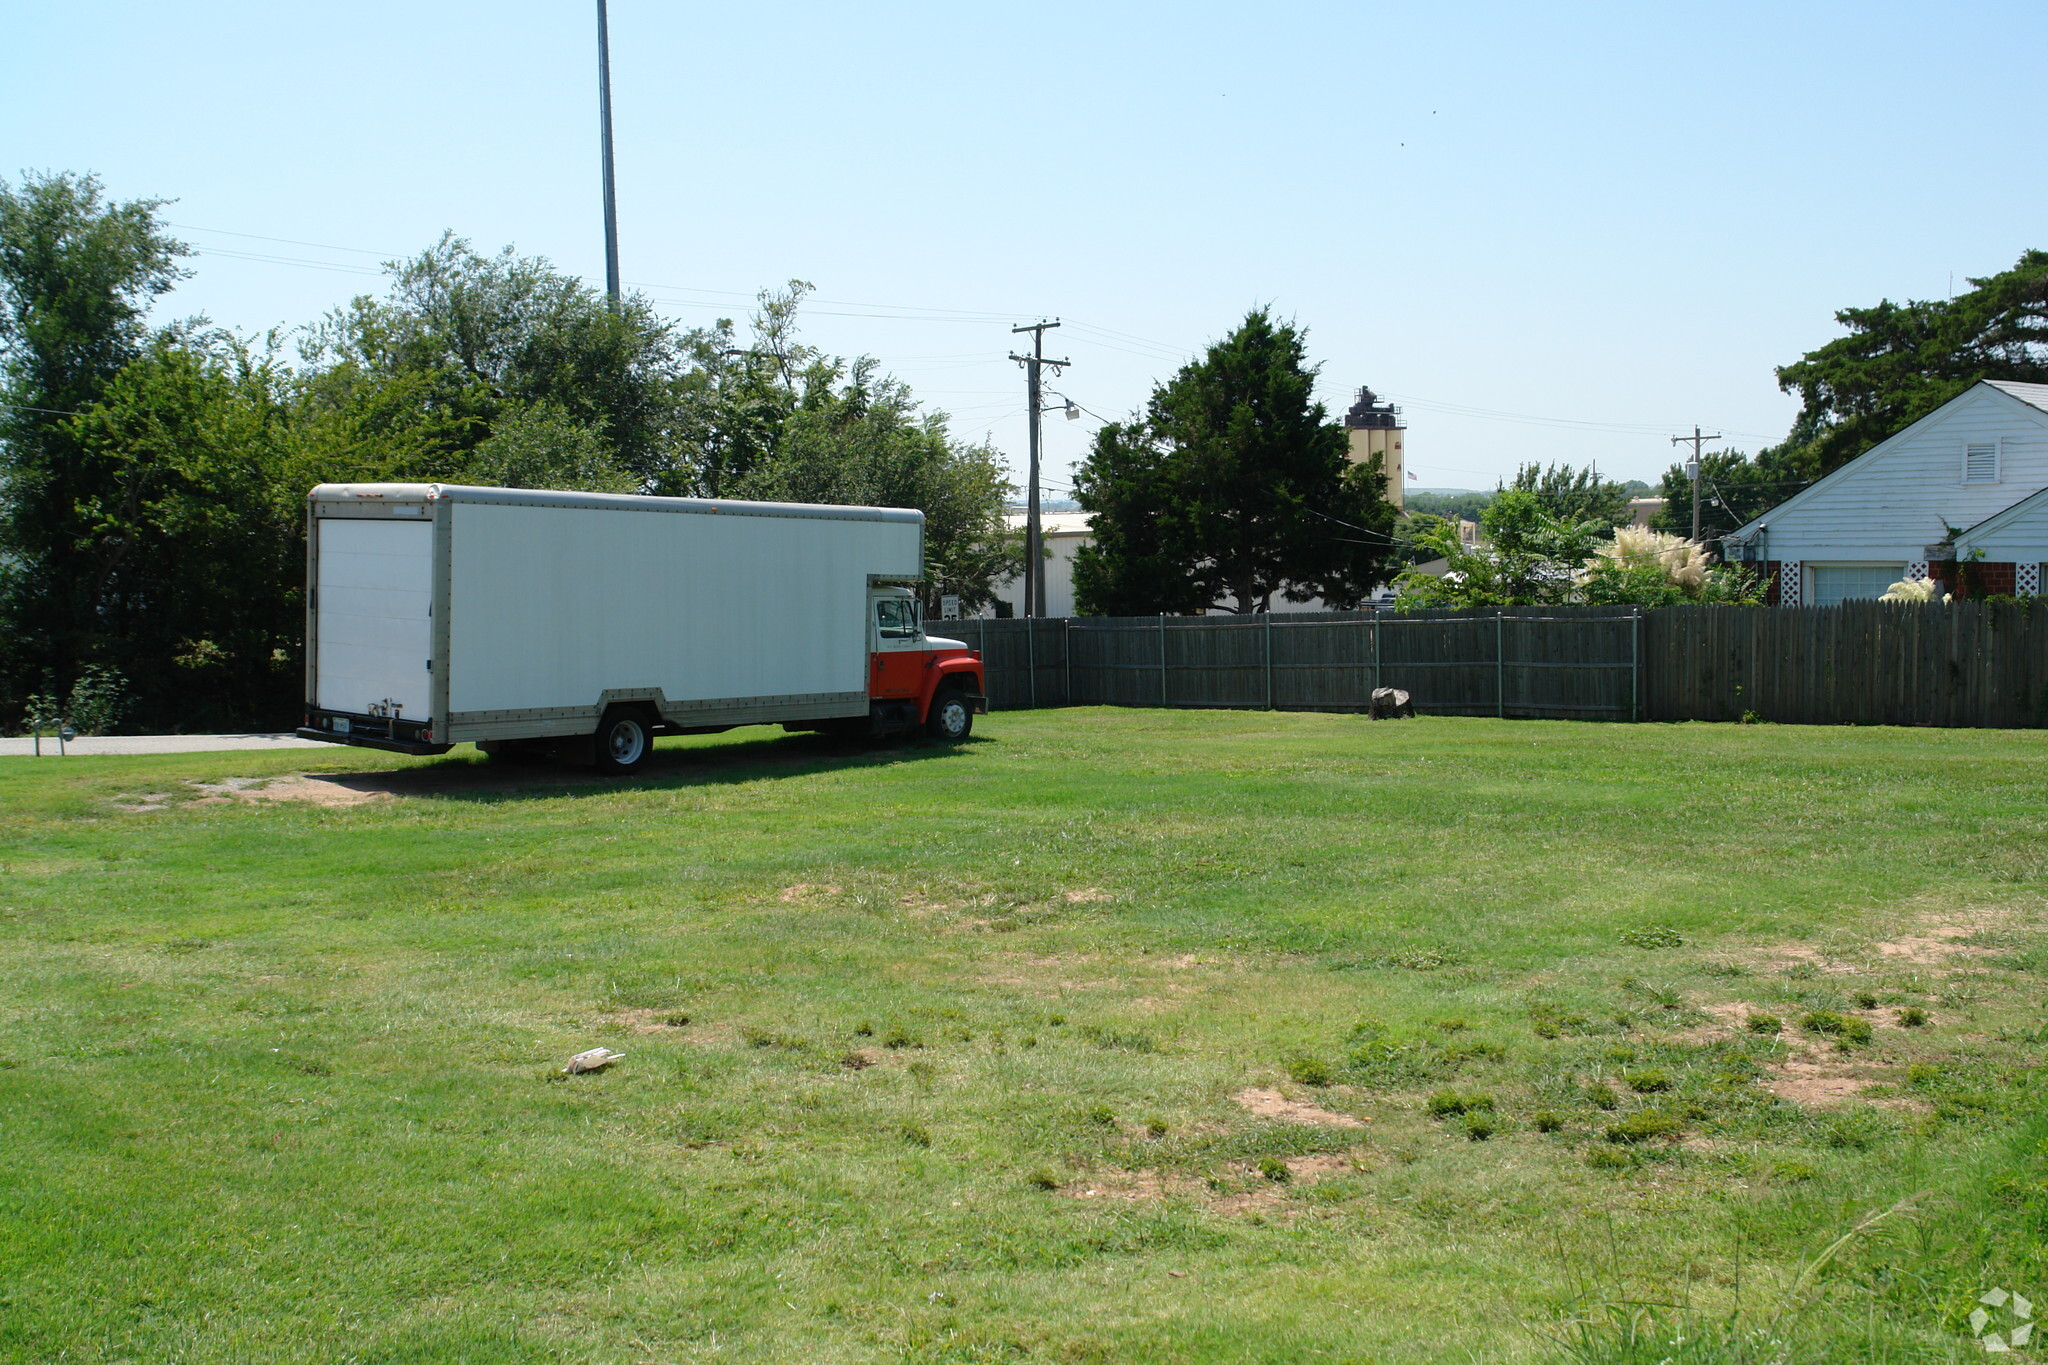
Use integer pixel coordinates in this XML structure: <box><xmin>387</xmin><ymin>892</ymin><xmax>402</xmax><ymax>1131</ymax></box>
<box><xmin>940</xmin><ymin>599</ymin><xmax>2048</xmax><ymax>728</ymax></box>
<box><xmin>944</xmin><ymin>607</ymin><xmax>1642</xmax><ymax>720</ymax></box>
<box><xmin>1642</xmin><ymin>598</ymin><xmax>2048</xmax><ymax>728</ymax></box>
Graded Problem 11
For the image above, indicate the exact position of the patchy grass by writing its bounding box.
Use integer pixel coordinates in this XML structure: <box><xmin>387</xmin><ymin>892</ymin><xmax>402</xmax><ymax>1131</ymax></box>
<box><xmin>0</xmin><ymin>709</ymin><xmax>2045</xmax><ymax>1362</ymax></box>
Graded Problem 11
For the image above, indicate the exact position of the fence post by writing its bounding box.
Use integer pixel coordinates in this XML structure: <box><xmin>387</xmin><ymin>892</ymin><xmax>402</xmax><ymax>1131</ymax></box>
<box><xmin>1063</xmin><ymin>618</ymin><xmax>1072</xmax><ymax>706</ymax></box>
<box><xmin>1027</xmin><ymin>618</ymin><xmax>1037</xmax><ymax>710</ymax></box>
<box><xmin>1372</xmin><ymin>613</ymin><xmax>1381</xmax><ymax>701</ymax></box>
<box><xmin>1159</xmin><ymin>613</ymin><xmax>1168</xmax><ymax>707</ymax></box>
<box><xmin>1264</xmin><ymin>613</ymin><xmax>1274</xmax><ymax>710</ymax></box>
<box><xmin>1496</xmin><ymin>610</ymin><xmax>1506</xmax><ymax>719</ymax></box>
<box><xmin>1630</xmin><ymin>607</ymin><xmax>1640</xmax><ymax>722</ymax></box>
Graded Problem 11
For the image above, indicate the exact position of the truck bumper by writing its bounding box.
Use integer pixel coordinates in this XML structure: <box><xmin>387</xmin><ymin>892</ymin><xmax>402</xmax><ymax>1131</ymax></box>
<box><xmin>299</xmin><ymin>710</ymin><xmax>451</xmax><ymax>756</ymax></box>
<box><xmin>296</xmin><ymin>728</ymin><xmax>452</xmax><ymax>756</ymax></box>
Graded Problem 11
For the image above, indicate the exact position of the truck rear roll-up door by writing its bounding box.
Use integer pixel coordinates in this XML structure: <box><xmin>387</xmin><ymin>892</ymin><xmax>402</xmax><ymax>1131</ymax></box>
<box><xmin>316</xmin><ymin>518</ymin><xmax>434</xmax><ymax>720</ymax></box>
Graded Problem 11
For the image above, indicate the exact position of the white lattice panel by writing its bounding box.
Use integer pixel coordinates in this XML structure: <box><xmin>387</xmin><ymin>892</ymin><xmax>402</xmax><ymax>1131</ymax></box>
<box><xmin>2019</xmin><ymin>562</ymin><xmax>2041</xmax><ymax>597</ymax></box>
<box><xmin>1906</xmin><ymin>561</ymin><xmax>1929</xmax><ymax>581</ymax></box>
<box><xmin>1778</xmin><ymin>561</ymin><xmax>1801</xmax><ymax>606</ymax></box>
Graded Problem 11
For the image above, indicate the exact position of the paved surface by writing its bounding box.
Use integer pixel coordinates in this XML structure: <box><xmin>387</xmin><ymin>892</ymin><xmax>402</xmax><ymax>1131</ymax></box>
<box><xmin>0</xmin><ymin>733</ymin><xmax>334</xmax><ymax>758</ymax></box>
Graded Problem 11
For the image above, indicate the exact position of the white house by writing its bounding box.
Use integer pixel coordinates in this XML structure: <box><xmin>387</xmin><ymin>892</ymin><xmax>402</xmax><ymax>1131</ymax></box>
<box><xmin>1724</xmin><ymin>380</ymin><xmax>2048</xmax><ymax>604</ymax></box>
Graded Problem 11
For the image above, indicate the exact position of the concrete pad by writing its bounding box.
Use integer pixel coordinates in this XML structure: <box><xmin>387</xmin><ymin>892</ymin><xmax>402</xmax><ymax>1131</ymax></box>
<box><xmin>0</xmin><ymin>733</ymin><xmax>335</xmax><ymax>758</ymax></box>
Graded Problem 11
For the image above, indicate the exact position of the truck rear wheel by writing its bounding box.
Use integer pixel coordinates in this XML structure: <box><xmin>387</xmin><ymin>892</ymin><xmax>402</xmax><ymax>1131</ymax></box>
<box><xmin>925</xmin><ymin>687</ymin><xmax>973</xmax><ymax>742</ymax></box>
<box><xmin>593</xmin><ymin>705</ymin><xmax>655</xmax><ymax>776</ymax></box>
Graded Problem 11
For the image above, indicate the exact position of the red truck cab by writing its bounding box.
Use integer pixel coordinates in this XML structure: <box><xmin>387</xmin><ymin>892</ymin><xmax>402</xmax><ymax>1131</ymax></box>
<box><xmin>868</xmin><ymin>587</ymin><xmax>986</xmax><ymax>739</ymax></box>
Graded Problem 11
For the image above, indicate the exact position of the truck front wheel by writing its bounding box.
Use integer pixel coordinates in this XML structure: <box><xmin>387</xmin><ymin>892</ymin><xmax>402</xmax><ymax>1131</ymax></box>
<box><xmin>593</xmin><ymin>705</ymin><xmax>655</xmax><ymax>776</ymax></box>
<box><xmin>925</xmin><ymin>687</ymin><xmax>974</xmax><ymax>742</ymax></box>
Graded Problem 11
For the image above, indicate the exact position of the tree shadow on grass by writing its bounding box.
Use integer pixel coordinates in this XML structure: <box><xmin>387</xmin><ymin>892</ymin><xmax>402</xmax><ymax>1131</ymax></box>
<box><xmin>306</xmin><ymin>730</ymin><xmax>988</xmax><ymax>805</ymax></box>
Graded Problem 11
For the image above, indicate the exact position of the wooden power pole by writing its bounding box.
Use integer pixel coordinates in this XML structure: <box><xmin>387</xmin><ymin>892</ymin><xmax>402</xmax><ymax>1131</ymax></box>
<box><xmin>1010</xmin><ymin>322</ymin><xmax>1069</xmax><ymax>617</ymax></box>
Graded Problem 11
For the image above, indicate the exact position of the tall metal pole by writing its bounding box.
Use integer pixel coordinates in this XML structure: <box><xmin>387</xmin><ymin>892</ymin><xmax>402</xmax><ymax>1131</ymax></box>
<box><xmin>1010</xmin><ymin>322</ymin><xmax>1068</xmax><ymax>617</ymax></box>
<box><xmin>596</xmin><ymin>0</ymin><xmax>622</xmax><ymax>305</ymax></box>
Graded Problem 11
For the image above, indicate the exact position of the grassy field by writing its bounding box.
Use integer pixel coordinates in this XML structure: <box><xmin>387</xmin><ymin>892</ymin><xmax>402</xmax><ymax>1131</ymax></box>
<box><xmin>2</xmin><ymin>709</ymin><xmax>2045</xmax><ymax>1363</ymax></box>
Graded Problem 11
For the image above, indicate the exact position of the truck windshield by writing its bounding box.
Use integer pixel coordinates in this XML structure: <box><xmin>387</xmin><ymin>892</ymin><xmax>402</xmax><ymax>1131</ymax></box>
<box><xmin>877</xmin><ymin>599</ymin><xmax>918</xmax><ymax>640</ymax></box>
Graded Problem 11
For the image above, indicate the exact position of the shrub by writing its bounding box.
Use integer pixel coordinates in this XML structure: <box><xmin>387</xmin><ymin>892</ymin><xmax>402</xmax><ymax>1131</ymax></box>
<box><xmin>882</xmin><ymin>1024</ymin><xmax>921</xmax><ymax>1050</ymax></box>
<box><xmin>1624</xmin><ymin>1068</ymin><xmax>1672</xmax><ymax>1094</ymax></box>
<box><xmin>1604</xmin><ymin>1045</ymin><xmax>1639</xmax><ymax>1064</ymax></box>
<box><xmin>1286</xmin><ymin>1055</ymin><xmax>1335</xmax><ymax>1087</ymax></box>
<box><xmin>1853</xmin><ymin>991</ymin><xmax>1879</xmax><ymax>1010</ymax></box>
<box><xmin>1083</xmin><ymin>1102</ymin><xmax>1116</xmax><ymax>1128</ymax></box>
<box><xmin>1897</xmin><ymin>1006</ymin><xmax>1928</xmax><ymax>1028</ymax></box>
<box><xmin>853</xmin><ymin>1021</ymin><xmax>873</xmax><ymax>1037</ymax></box>
<box><xmin>1426</xmin><ymin>1090</ymin><xmax>1493</xmax><ymax>1118</ymax></box>
<box><xmin>1585</xmin><ymin>1148</ymin><xmax>1633</xmax><ymax>1169</ymax></box>
<box><xmin>1144</xmin><ymin>1116</ymin><xmax>1169</xmax><ymax>1138</ymax></box>
<box><xmin>1586</xmin><ymin>1082</ymin><xmax>1621</xmax><ymax>1111</ymax></box>
<box><xmin>1606</xmin><ymin>1111</ymin><xmax>1682</xmax><ymax>1144</ymax></box>
<box><xmin>1800</xmin><ymin>1011</ymin><xmax>1871</xmax><ymax>1045</ymax></box>
<box><xmin>1533</xmin><ymin>1110</ymin><xmax>1566</xmax><ymax>1133</ymax></box>
<box><xmin>1462</xmin><ymin>1112</ymin><xmax>1499</xmax><ymax>1141</ymax></box>
<box><xmin>1258</xmin><ymin>1156</ymin><xmax>1291</xmax><ymax>1183</ymax></box>
<box><xmin>1025</xmin><ymin>1168</ymin><xmax>1060</xmax><ymax>1191</ymax></box>
<box><xmin>1770</xmin><ymin>1159</ymin><xmax>1816</xmax><ymax>1182</ymax></box>
<box><xmin>1443</xmin><ymin>1040</ymin><xmax>1508</xmax><ymax>1066</ymax></box>
<box><xmin>740</xmin><ymin>1025</ymin><xmax>805</xmax><ymax>1050</ymax></box>
<box><xmin>1346</xmin><ymin>1039</ymin><xmax>1445</xmax><ymax>1087</ymax></box>
<box><xmin>1434</xmin><ymin>1017</ymin><xmax>1470</xmax><ymax>1033</ymax></box>
<box><xmin>1746</xmin><ymin>1012</ymin><xmax>1782</xmax><ymax>1035</ymax></box>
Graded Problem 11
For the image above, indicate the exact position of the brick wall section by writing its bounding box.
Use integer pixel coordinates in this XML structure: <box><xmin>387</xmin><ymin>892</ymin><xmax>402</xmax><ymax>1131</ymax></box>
<box><xmin>1763</xmin><ymin>560</ymin><xmax>1785</xmax><ymax>606</ymax></box>
<box><xmin>1931</xmin><ymin>561</ymin><xmax>2017</xmax><ymax>598</ymax></box>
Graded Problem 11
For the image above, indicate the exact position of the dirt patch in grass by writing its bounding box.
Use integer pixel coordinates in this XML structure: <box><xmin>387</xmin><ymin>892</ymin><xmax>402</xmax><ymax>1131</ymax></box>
<box><xmin>777</xmin><ymin>883</ymin><xmax>842</xmax><ymax>904</ymax></box>
<box><xmin>1062</xmin><ymin>887</ymin><xmax>1110</xmax><ymax>903</ymax></box>
<box><xmin>1233</xmin><ymin>1087</ymin><xmax>1369</xmax><ymax>1128</ymax></box>
<box><xmin>187</xmin><ymin>775</ymin><xmax>388</xmax><ymax>808</ymax></box>
<box><xmin>979</xmin><ymin>953</ymin><xmax>1114</xmax><ymax>993</ymax></box>
<box><xmin>110</xmin><ymin>793</ymin><xmax>176</xmax><ymax>813</ymax></box>
<box><xmin>1873</xmin><ymin>923</ymin><xmax>1994</xmax><ymax>966</ymax></box>
<box><xmin>1212</xmin><ymin>1152</ymin><xmax>1365</xmax><ymax>1214</ymax></box>
<box><xmin>604</xmin><ymin>1008</ymin><xmax>694</xmax><ymax>1035</ymax></box>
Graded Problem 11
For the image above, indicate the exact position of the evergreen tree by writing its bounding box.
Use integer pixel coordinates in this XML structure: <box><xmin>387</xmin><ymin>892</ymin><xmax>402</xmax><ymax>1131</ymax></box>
<box><xmin>1073</xmin><ymin>309</ymin><xmax>1397</xmax><ymax>615</ymax></box>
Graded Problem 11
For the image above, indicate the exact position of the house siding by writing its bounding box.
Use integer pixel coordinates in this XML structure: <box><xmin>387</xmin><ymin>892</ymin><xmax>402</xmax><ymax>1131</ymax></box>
<box><xmin>1749</xmin><ymin>385</ymin><xmax>2048</xmax><ymax>568</ymax></box>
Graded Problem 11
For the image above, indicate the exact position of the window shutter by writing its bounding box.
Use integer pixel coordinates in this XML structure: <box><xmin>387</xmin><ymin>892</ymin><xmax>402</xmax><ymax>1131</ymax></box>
<box><xmin>1964</xmin><ymin>442</ymin><xmax>1999</xmax><ymax>483</ymax></box>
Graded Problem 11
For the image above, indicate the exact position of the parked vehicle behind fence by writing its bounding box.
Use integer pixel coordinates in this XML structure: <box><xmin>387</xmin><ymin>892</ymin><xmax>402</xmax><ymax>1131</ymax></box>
<box><xmin>297</xmin><ymin>483</ymin><xmax>986</xmax><ymax>773</ymax></box>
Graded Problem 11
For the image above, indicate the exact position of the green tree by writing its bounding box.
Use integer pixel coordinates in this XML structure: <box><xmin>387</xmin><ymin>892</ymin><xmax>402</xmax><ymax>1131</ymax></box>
<box><xmin>0</xmin><ymin>171</ymin><xmax>192</xmax><ymax>725</ymax></box>
<box><xmin>1775</xmin><ymin>250</ymin><xmax>2048</xmax><ymax>474</ymax></box>
<box><xmin>57</xmin><ymin>333</ymin><xmax>305</xmax><ymax>729</ymax></box>
<box><xmin>1648</xmin><ymin>447</ymin><xmax>1809</xmax><ymax>539</ymax></box>
<box><xmin>1073</xmin><ymin>309</ymin><xmax>1397</xmax><ymax>615</ymax></box>
<box><xmin>1395</xmin><ymin>490</ymin><xmax>1601</xmax><ymax>608</ymax></box>
<box><xmin>681</xmin><ymin>285</ymin><xmax>1022</xmax><ymax>615</ymax></box>
<box><xmin>1509</xmin><ymin>461</ymin><xmax>1631</xmax><ymax>527</ymax></box>
<box><xmin>298</xmin><ymin>234</ymin><xmax>682</xmax><ymax>488</ymax></box>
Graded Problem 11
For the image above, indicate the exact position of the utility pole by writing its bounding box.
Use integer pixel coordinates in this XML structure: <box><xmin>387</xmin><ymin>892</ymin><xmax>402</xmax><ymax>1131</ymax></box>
<box><xmin>596</xmin><ymin>0</ymin><xmax>622</xmax><ymax>305</ymax></box>
<box><xmin>1010</xmin><ymin>321</ymin><xmax>1069</xmax><ymax>617</ymax></box>
<box><xmin>1670</xmin><ymin>425</ymin><xmax>1721</xmax><ymax>541</ymax></box>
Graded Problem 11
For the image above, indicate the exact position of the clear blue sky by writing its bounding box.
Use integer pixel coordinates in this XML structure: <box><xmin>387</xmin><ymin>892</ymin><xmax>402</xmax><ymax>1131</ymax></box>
<box><xmin>6</xmin><ymin>1</ymin><xmax>2043</xmax><ymax>497</ymax></box>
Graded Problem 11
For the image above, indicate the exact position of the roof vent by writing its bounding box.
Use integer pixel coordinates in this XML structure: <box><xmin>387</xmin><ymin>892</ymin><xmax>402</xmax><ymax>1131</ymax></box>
<box><xmin>1965</xmin><ymin>442</ymin><xmax>1999</xmax><ymax>484</ymax></box>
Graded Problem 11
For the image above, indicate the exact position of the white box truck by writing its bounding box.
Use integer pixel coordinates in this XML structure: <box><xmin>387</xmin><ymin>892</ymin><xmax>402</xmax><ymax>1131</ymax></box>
<box><xmin>296</xmin><ymin>483</ymin><xmax>987</xmax><ymax>773</ymax></box>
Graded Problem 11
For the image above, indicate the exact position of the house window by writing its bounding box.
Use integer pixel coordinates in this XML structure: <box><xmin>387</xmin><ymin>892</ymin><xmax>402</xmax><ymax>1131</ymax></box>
<box><xmin>1964</xmin><ymin>442</ymin><xmax>2000</xmax><ymax>484</ymax></box>
<box><xmin>1811</xmin><ymin>565</ymin><xmax>1902</xmax><ymax>605</ymax></box>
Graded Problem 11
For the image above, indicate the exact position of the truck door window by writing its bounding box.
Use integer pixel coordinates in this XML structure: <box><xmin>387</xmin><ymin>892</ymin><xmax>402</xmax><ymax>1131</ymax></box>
<box><xmin>877</xmin><ymin>599</ymin><xmax>918</xmax><ymax>640</ymax></box>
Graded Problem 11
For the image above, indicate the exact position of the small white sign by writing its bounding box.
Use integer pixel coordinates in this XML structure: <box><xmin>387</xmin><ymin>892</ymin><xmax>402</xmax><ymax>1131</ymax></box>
<box><xmin>940</xmin><ymin>594</ymin><xmax>961</xmax><ymax>619</ymax></box>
